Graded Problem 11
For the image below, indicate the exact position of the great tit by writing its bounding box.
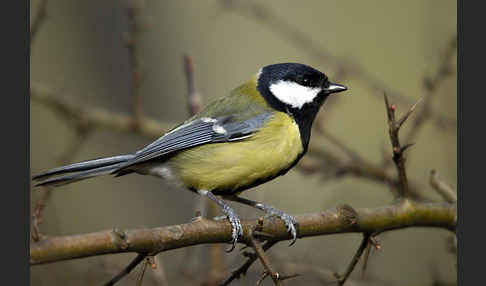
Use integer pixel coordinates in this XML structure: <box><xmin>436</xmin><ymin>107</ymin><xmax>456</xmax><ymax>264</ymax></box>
<box><xmin>32</xmin><ymin>63</ymin><xmax>347</xmax><ymax>251</ymax></box>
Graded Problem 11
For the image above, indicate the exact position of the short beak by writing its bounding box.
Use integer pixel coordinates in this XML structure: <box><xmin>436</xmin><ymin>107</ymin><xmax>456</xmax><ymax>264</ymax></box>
<box><xmin>325</xmin><ymin>82</ymin><xmax>347</xmax><ymax>94</ymax></box>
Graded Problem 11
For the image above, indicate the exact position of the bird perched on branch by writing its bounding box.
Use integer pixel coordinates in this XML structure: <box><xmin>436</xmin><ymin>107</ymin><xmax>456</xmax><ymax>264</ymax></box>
<box><xmin>32</xmin><ymin>63</ymin><xmax>347</xmax><ymax>251</ymax></box>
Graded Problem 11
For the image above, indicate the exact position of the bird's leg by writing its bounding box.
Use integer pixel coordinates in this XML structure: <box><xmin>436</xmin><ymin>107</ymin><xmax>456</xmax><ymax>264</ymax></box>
<box><xmin>223</xmin><ymin>195</ymin><xmax>299</xmax><ymax>246</ymax></box>
<box><xmin>197</xmin><ymin>190</ymin><xmax>243</xmax><ymax>252</ymax></box>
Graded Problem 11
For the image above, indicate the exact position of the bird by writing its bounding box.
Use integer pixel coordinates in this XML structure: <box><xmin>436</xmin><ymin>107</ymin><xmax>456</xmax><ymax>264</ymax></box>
<box><xmin>32</xmin><ymin>63</ymin><xmax>347</xmax><ymax>251</ymax></box>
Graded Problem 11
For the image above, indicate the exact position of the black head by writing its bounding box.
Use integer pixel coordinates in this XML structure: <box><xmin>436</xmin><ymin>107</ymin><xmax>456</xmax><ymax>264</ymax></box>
<box><xmin>257</xmin><ymin>63</ymin><xmax>347</xmax><ymax>149</ymax></box>
<box><xmin>257</xmin><ymin>63</ymin><xmax>346</xmax><ymax>112</ymax></box>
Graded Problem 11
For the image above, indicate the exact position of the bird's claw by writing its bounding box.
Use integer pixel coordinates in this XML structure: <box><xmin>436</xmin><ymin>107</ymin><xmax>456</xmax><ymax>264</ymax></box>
<box><xmin>265</xmin><ymin>208</ymin><xmax>299</xmax><ymax>246</ymax></box>
<box><xmin>222</xmin><ymin>206</ymin><xmax>243</xmax><ymax>252</ymax></box>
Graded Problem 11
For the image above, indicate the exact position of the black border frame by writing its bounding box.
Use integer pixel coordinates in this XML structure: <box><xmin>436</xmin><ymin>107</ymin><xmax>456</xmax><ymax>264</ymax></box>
<box><xmin>4</xmin><ymin>0</ymin><xmax>30</xmax><ymax>284</ymax></box>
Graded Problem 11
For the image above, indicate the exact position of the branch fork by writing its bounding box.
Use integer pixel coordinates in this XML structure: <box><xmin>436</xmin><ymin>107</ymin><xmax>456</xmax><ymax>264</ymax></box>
<box><xmin>384</xmin><ymin>94</ymin><xmax>422</xmax><ymax>198</ymax></box>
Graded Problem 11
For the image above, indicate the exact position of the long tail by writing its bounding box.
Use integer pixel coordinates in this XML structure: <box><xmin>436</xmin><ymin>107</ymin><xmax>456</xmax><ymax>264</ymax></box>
<box><xmin>32</xmin><ymin>155</ymin><xmax>135</xmax><ymax>187</ymax></box>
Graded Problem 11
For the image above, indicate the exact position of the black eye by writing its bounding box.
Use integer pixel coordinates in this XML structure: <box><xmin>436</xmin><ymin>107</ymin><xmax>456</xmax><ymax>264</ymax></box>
<box><xmin>302</xmin><ymin>77</ymin><xmax>310</xmax><ymax>86</ymax></box>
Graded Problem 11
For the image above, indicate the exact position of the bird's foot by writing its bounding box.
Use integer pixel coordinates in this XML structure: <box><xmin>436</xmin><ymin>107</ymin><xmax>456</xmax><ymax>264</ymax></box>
<box><xmin>256</xmin><ymin>204</ymin><xmax>299</xmax><ymax>246</ymax></box>
<box><xmin>221</xmin><ymin>204</ymin><xmax>243</xmax><ymax>252</ymax></box>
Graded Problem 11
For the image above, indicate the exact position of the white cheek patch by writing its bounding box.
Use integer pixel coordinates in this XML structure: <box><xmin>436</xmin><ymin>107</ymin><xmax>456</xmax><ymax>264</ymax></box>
<box><xmin>269</xmin><ymin>80</ymin><xmax>322</xmax><ymax>109</ymax></box>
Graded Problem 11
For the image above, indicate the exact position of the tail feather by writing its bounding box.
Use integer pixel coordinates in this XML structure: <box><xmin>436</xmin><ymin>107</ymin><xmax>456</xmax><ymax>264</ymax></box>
<box><xmin>34</xmin><ymin>165</ymin><xmax>120</xmax><ymax>187</ymax></box>
<box><xmin>32</xmin><ymin>155</ymin><xmax>134</xmax><ymax>181</ymax></box>
<box><xmin>32</xmin><ymin>154</ymin><xmax>134</xmax><ymax>187</ymax></box>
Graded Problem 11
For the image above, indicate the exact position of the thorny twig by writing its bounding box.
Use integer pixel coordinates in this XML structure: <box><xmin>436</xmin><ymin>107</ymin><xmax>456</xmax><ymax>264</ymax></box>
<box><xmin>337</xmin><ymin>233</ymin><xmax>371</xmax><ymax>286</ymax></box>
<box><xmin>219</xmin><ymin>241</ymin><xmax>278</xmax><ymax>286</ymax></box>
<box><xmin>303</xmin><ymin>100</ymin><xmax>428</xmax><ymax>201</ymax></box>
<box><xmin>274</xmin><ymin>262</ymin><xmax>390</xmax><ymax>286</ymax></box>
<box><xmin>361</xmin><ymin>236</ymin><xmax>381</xmax><ymax>278</ymax></box>
<box><xmin>384</xmin><ymin>94</ymin><xmax>421</xmax><ymax>198</ymax></box>
<box><xmin>255</xmin><ymin>271</ymin><xmax>270</xmax><ymax>286</ymax></box>
<box><xmin>136</xmin><ymin>257</ymin><xmax>150</xmax><ymax>286</ymax></box>
<box><xmin>249</xmin><ymin>234</ymin><xmax>282</xmax><ymax>286</ymax></box>
<box><xmin>103</xmin><ymin>253</ymin><xmax>147</xmax><ymax>286</ymax></box>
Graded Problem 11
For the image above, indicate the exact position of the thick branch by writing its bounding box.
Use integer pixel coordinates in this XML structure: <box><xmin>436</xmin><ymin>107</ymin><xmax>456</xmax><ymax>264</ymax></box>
<box><xmin>31</xmin><ymin>201</ymin><xmax>455</xmax><ymax>265</ymax></box>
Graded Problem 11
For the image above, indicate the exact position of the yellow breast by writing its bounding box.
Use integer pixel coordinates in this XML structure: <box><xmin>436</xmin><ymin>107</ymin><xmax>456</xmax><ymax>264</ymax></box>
<box><xmin>167</xmin><ymin>112</ymin><xmax>304</xmax><ymax>194</ymax></box>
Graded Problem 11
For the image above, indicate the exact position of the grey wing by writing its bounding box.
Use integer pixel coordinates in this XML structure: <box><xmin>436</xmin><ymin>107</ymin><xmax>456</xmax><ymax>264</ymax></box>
<box><xmin>114</xmin><ymin>112</ymin><xmax>272</xmax><ymax>171</ymax></box>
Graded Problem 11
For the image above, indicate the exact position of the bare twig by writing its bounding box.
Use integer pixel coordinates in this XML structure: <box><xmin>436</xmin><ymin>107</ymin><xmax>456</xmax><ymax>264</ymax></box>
<box><xmin>273</xmin><ymin>260</ymin><xmax>393</xmax><ymax>286</ymax></box>
<box><xmin>183</xmin><ymin>54</ymin><xmax>203</xmax><ymax>115</ymax></box>
<box><xmin>337</xmin><ymin>233</ymin><xmax>371</xmax><ymax>286</ymax></box>
<box><xmin>255</xmin><ymin>271</ymin><xmax>299</xmax><ymax>286</ymax></box>
<box><xmin>103</xmin><ymin>253</ymin><xmax>147</xmax><ymax>286</ymax></box>
<box><xmin>31</xmin><ymin>201</ymin><xmax>456</xmax><ymax>265</ymax></box>
<box><xmin>361</xmin><ymin>241</ymin><xmax>372</xmax><ymax>278</ymax></box>
<box><xmin>31</xmin><ymin>187</ymin><xmax>52</xmax><ymax>242</ymax></box>
<box><xmin>248</xmin><ymin>234</ymin><xmax>282</xmax><ymax>286</ymax></box>
<box><xmin>430</xmin><ymin>170</ymin><xmax>457</xmax><ymax>203</ymax></box>
<box><xmin>30</xmin><ymin>0</ymin><xmax>48</xmax><ymax>43</ymax></box>
<box><xmin>384</xmin><ymin>94</ymin><xmax>421</xmax><ymax>198</ymax></box>
<box><xmin>136</xmin><ymin>257</ymin><xmax>150</xmax><ymax>286</ymax></box>
<box><xmin>255</xmin><ymin>271</ymin><xmax>270</xmax><ymax>286</ymax></box>
<box><xmin>219</xmin><ymin>241</ymin><xmax>278</xmax><ymax>286</ymax></box>
<box><xmin>360</xmin><ymin>235</ymin><xmax>381</xmax><ymax>279</ymax></box>
<box><xmin>125</xmin><ymin>0</ymin><xmax>148</xmax><ymax>123</ymax></box>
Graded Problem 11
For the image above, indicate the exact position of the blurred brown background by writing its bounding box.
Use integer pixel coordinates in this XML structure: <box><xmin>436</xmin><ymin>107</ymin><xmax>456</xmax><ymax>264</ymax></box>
<box><xmin>30</xmin><ymin>0</ymin><xmax>457</xmax><ymax>285</ymax></box>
